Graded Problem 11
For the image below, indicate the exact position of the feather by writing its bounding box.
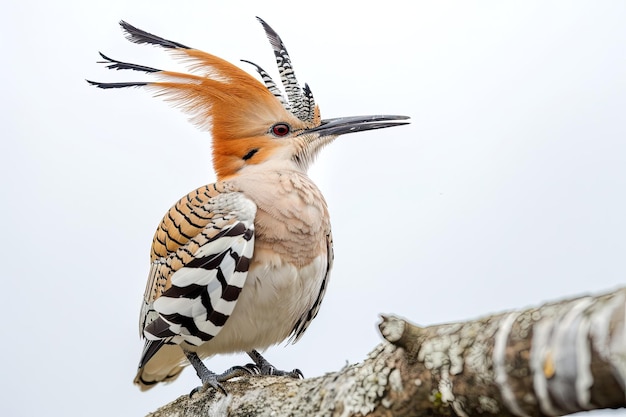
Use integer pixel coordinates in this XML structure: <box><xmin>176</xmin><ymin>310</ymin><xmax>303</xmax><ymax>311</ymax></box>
<box><xmin>138</xmin><ymin>185</ymin><xmax>256</xmax><ymax>367</ymax></box>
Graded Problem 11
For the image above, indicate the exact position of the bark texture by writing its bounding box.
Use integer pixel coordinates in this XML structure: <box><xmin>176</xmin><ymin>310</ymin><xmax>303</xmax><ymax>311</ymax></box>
<box><xmin>146</xmin><ymin>287</ymin><xmax>626</xmax><ymax>417</ymax></box>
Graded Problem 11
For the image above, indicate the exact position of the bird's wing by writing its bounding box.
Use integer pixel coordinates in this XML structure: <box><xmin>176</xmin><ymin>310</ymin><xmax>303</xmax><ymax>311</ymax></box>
<box><xmin>138</xmin><ymin>184</ymin><xmax>256</xmax><ymax>367</ymax></box>
<box><xmin>289</xmin><ymin>231</ymin><xmax>334</xmax><ymax>343</ymax></box>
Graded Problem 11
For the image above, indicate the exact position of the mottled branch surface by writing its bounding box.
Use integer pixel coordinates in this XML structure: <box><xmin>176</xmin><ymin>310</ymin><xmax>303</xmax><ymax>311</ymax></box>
<box><xmin>147</xmin><ymin>287</ymin><xmax>626</xmax><ymax>417</ymax></box>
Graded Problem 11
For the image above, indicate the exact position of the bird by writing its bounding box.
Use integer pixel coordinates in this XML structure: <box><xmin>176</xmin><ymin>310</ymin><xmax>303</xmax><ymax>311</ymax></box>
<box><xmin>89</xmin><ymin>17</ymin><xmax>410</xmax><ymax>393</ymax></box>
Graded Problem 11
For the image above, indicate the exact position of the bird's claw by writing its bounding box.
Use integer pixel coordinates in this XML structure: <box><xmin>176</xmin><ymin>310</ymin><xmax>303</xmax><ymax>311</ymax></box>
<box><xmin>243</xmin><ymin>363</ymin><xmax>261</xmax><ymax>375</ymax></box>
<box><xmin>188</xmin><ymin>364</ymin><xmax>254</xmax><ymax>397</ymax></box>
<box><xmin>189</xmin><ymin>378</ymin><xmax>226</xmax><ymax>398</ymax></box>
<box><xmin>244</xmin><ymin>362</ymin><xmax>304</xmax><ymax>379</ymax></box>
<box><xmin>265</xmin><ymin>366</ymin><xmax>303</xmax><ymax>379</ymax></box>
<box><xmin>245</xmin><ymin>349</ymin><xmax>304</xmax><ymax>380</ymax></box>
<box><xmin>290</xmin><ymin>368</ymin><xmax>304</xmax><ymax>379</ymax></box>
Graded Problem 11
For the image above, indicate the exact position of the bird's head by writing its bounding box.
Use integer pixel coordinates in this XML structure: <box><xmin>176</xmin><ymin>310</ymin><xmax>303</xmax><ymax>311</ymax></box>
<box><xmin>88</xmin><ymin>18</ymin><xmax>409</xmax><ymax>180</ymax></box>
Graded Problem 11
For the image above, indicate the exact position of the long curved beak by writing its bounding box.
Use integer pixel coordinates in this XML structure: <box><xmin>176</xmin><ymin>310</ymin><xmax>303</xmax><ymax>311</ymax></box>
<box><xmin>305</xmin><ymin>115</ymin><xmax>410</xmax><ymax>136</ymax></box>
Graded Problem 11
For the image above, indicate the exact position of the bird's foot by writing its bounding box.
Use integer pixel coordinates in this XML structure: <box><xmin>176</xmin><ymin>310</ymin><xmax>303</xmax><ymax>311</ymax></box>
<box><xmin>246</xmin><ymin>349</ymin><xmax>304</xmax><ymax>379</ymax></box>
<box><xmin>189</xmin><ymin>365</ymin><xmax>252</xmax><ymax>396</ymax></box>
<box><xmin>184</xmin><ymin>350</ymin><xmax>253</xmax><ymax>396</ymax></box>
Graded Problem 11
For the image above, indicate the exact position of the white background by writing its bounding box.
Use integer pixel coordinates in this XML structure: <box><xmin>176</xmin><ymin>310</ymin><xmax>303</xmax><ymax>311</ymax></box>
<box><xmin>2</xmin><ymin>1</ymin><xmax>625</xmax><ymax>416</ymax></box>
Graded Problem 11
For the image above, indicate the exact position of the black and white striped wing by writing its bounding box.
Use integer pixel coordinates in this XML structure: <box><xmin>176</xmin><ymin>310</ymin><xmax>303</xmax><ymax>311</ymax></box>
<box><xmin>139</xmin><ymin>189</ymin><xmax>256</xmax><ymax>366</ymax></box>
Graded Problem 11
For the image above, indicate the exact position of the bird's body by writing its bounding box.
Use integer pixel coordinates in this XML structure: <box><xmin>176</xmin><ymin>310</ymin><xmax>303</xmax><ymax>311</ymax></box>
<box><xmin>138</xmin><ymin>171</ymin><xmax>332</xmax><ymax>386</ymax></box>
<box><xmin>90</xmin><ymin>18</ymin><xmax>408</xmax><ymax>392</ymax></box>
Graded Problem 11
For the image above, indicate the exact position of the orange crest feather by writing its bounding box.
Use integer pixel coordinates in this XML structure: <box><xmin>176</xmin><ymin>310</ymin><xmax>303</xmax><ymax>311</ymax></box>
<box><xmin>152</xmin><ymin>49</ymin><xmax>292</xmax><ymax>139</ymax></box>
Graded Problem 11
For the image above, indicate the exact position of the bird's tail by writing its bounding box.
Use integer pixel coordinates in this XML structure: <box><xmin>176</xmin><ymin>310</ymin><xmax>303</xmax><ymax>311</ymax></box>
<box><xmin>133</xmin><ymin>343</ymin><xmax>187</xmax><ymax>391</ymax></box>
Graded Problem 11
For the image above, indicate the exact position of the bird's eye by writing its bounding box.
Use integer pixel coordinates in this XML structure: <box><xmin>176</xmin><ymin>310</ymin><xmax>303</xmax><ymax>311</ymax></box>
<box><xmin>271</xmin><ymin>123</ymin><xmax>290</xmax><ymax>137</ymax></box>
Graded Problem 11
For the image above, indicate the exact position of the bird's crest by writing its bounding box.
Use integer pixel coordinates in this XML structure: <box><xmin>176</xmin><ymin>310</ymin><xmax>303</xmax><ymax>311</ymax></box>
<box><xmin>247</xmin><ymin>18</ymin><xmax>317</xmax><ymax>123</ymax></box>
<box><xmin>89</xmin><ymin>18</ymin><xmax>320</xmax><ymax>133</ymax></box>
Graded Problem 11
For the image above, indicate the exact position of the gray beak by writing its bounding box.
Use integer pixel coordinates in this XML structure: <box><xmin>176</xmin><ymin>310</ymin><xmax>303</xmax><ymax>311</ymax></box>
<box><xmin>305</xmin><ymin>115</ymin><xmax>410</xmax><ymax>136</ymax></box>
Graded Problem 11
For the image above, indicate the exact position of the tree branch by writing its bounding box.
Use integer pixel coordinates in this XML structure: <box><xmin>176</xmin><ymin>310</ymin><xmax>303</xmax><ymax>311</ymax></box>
<box><xmin>147</xmin><ymin>287</ymin><xmax>626</xmax><ymax>416</ymax></box>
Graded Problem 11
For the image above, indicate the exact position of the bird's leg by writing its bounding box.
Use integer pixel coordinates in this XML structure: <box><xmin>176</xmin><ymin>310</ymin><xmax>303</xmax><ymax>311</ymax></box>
<box><xmin>184</xmin><ymin>350</ymin><xmax>252</xmax><ymax>395</ymax></box>
<box><xmin>246</xmin><ymin>350</ymin><xmax>304</xmax><ymax>379</ymax></box>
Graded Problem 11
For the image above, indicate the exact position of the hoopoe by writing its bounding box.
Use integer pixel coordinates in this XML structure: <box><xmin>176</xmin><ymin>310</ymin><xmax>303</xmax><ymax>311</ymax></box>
<box><xmin>89</xmin><ymin>18</ymin><xmax>409</xmax><ymax>393</ymax></box>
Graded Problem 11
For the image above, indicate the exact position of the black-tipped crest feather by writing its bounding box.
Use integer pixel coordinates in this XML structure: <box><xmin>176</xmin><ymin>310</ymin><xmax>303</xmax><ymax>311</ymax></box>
<box><xmin>241</xmin><ymin>59</ymin><xmax>290</xmax><ymax>108</ymax></box>
<box><xmin>256</xmin><ymin>17</ymin><xmax>315</xmax><ymax>123</ymax></box>
<box><xmin>86</xmin><ymin>80</ymin><xmax>149</xmax><ymax>89</ymax></box>
<box><xmin>119</xmin><ymin>20</ymin><xmax>190</xmax><ymax>49</ymax></box>
<box><xmin>98</xmin><ymin>52</ymin><xmax>161</xmax><ymax>73</ymax></box>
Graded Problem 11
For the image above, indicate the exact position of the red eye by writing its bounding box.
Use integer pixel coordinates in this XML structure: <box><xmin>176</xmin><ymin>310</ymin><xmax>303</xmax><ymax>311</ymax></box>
<box><xmin>271</xmin><ymin>123</ymin><xmax>290</xmax><ymax>137</ymax></box>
